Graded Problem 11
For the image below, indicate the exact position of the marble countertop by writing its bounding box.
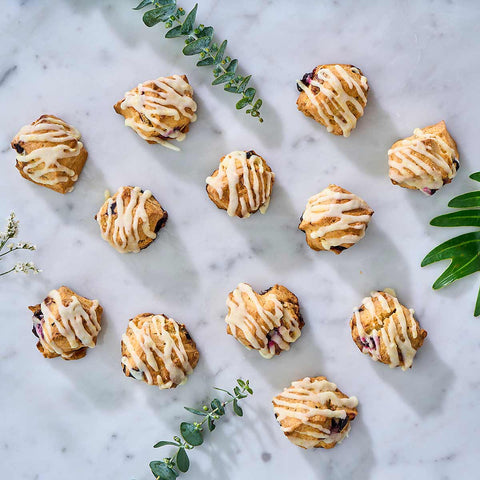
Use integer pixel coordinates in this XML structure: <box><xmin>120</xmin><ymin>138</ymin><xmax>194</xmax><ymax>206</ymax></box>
<box><xmin>1</xmin><ymin>1</ymin><xmax>480</xmax><ymax>479</ymax></box>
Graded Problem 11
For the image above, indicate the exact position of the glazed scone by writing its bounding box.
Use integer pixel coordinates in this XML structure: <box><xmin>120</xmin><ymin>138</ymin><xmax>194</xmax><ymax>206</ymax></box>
<box><xmin>121</xmin><ymin>313</ymin><xmax>199</xmax><ymax>389</ymax></box>
<box><xmin>114</xmin><ymin>74</ymin><xmax>197</xmax><ymax>151</ymax></box>
<box><xmin>225</xmin><ymin>283</ymin><xmax>303</xmax><ymax>358</ymax></box>
<box><xmin>296</xmin><ymin>64</ymin><xmax>369</xmax><ymax>137</ymax></box>
<box><xmin>273</xmin><ymin>376</ymin><xmax>358</xmax><ymax>449</ymax></box>
<box><xmin>388</xmin><ymin>121</ymin><xmax>459</xmax><ymax>195</ymax></box>
<box><xmin>298</xmin><ymin>184</ymin><xmax>373</xmax><ymax>254</ymax></box>
<box><xmin>95</xmin><ymin>186</ymin><xmax>168</xmax><ymax>253</ymax></box>
<box><xmin>29</xmin><ymin>286</ymin><xmax>102</xmax><ymax>360</ymax></box>
<box><xmin>206</xmin><ymin>150</ymin><xmax>275</xmax><ymax>218</ymax></box>
<box><xmin>11</xmin><ymin>115</ymin><xmax>87</xmax><ymax>193</ymax></box>
<box><xmin>350</xmin><ymin>290</ymin><xmax>427</xmax><ymax>370</ymax></box>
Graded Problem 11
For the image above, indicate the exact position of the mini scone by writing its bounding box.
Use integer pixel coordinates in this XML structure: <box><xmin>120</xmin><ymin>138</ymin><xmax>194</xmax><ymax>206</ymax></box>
<box><xmin>296</xmin><ymin>64</ymin><xmax>369</xmax><ymax>137</ymax></box>
<box><xmin>95</xmin><ymin>186</ymin><xmax>168</xmax><ymax>253</ymax></box>
<box><xmin>298</xmin><ymin>184</ymin><xmax>373</xmax><ymax>254</ymax></box>
<box><xmin>388</xmin><ymin>121</ymin><xmax>459</xmax><ymax>195</ymax></box>
<box><xmin>350</xmin><ymin>290</ymin><xmax>427</xmax><ymax>370</ymax></box>
<box><xmin>29</xmin><ymin>286</ymin><xmax>102</xmax><ymax>360</ymax></box>
<box><xmin>206</xmin><ymin>150</ymin><xmax>275</xmax><ymax>218</ymax></box>
<box><xmin>121</xmin><ymin>313</ymin><xmax>199</xmax><ymax>389</ymax></box>
<box><xmin>11</xmin><ymin>115</ymin><xmax>87</xmax><ymax>193</ymax></box>
<box><xmin>273</xmin><ymin>376</ymin><xmax>358</xmax><ymax>449</ymax></box>
<box><xmin>225</xmin><ymin>283</ymin><xmax>303</xmax><ymax>358</ymax></box>
<box><xmin>114</xmin><ymin>74</ymin><xmax>197</xmax><ymax>151</ymax></box>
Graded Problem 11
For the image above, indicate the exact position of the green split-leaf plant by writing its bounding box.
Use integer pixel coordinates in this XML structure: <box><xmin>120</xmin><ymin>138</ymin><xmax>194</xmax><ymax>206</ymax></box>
<box><xmin>133</xmin><ymin>0</ymin><xmax>264</xmax><ymax>122</ymax></box>
<box><xmin>149</xmin><ymin>379</ymin><xmax>253</xmax><ymax>480</ymax></box>
<box><xmin>422</xmin><ymin>172</ymin><xmax>480</xmax><ymax>316</ymax></box>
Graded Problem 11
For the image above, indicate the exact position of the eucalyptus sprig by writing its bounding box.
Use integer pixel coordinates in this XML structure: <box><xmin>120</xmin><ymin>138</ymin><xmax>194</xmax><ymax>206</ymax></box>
<box><xmin>0</xmin><ymin>213</ymin><xmax>40</xmax><ymax>277</ymax></box>
<box><xmin>422</xmin><ymin>172</ymin><xmax>480</xmax><ymax>316</ymax></box>
<box><xmin>149</xmin><ymin>379</ymin><xmax>253</xmax><ymax>480</ymax></box>
<box><xmin>133</xmin><ymin>0</ymin><xmax>264</xmax><ymax>122</ymax></box>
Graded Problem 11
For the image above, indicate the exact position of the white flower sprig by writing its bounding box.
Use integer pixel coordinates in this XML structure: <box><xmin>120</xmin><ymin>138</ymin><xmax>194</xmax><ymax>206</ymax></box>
<box><xmin>0</xmin><ymin>212</ymin><xmax>40</xmax><ymax>277</ymax></box>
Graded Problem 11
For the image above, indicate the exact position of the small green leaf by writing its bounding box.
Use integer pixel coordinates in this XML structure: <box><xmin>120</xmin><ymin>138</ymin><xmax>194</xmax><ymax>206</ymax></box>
<box><xmin>133</xmin><ymin>0</ymin><xmax>153</xmax><ymax>10</ymax></box>
<box><xmin>237</xmin><ymin>379</ymin><xmax>245</xmax><ymax>387</ymax></box>
<box><xmin>210</xmin><ymin>399</ymin><xmax>225</xmax><ymax>415</ymax></box>
<box><xmin>233</xmin><ymin>399</ymin><xmax>243</xmax><ymax>416</ymax></box>
<box><xmin>143</xmin><ymin>5</ymin><xmax>176</xmax><ymax>27</ymax></box>
<box><xmin>431</xmin><ymin>210</ymin><xmax>480</xmax><ymax>227</ymax></box>
<box><xmin>236</xmin><ymin>75</ymin><xmax>251</xmax><ymax>93</ymax></box>
<box><xmin>183</xmin><ymin>36</ymin><xmax>211</xmax><ymax>55</ymax></box>
<box><xmin>180</xmin><ymin>422</ymin><xmax>203</xmax><ymax>446</ymax></box>
<box><xmin>150</xmin><ymin>461</ymin><xmax>178</xmax><ymax>480</ymax></box>
<box><xmin>197</xmin><ymin>25</ymin><xmax>213</xmax><ymax>40</ymax></box>
<box><xmin>470</xmin><ymin>172</ymin><xmax>480</xmax><ymax>182</ymax></box>
<box><xmin>244</xmin><ymin>87</ymin><xmax>256</xmax><ymax>101</ymax></box>
<box><xmin>197</xmin><ymin>56</ymin><xmax>215</xmax><ymax>66</ymax></box>
<box><xmin>214</xmin><ymin>40</ymin><xmax>227</xmax><ymax>64</ymax></box>
<box><xmin>226</xmin><ymin>59</ymin><xmax>238</xmax><ymax>73</ymax></box>
<box><xmin>212</xmin><ymin>72</ymin><xmax>235</xmax><ymax>85</ymax></box>
<box><xmin>181</xmin><ymin>4</ymin><xmax>198</xmax><ymax>35</ymax></box>
<box><xmin>207</xmin><ymin>416</ymin><xmax>216</xmax><ymax>431</ymax></box>
<box><xmin>153</xmin><ymin>440</ymin><xmax>179</xmax><ymax>448</ymax></box>
<box><xmin>176</xmin><ymin>448</ymin><xmax>190</xmax><ymax>473</ymax></box>
<box><xmin>184</xmin><ymin>407</ymin><xmax>208</xmax><ymax>416</ymax></box>
<box><xmin>236</xmin><ymin>97</ymin><xmax>250</xmax><ymax>109</ymax></box>
<box><xmin>224</xmin><ymin>85</ymin><xmax>239</xmax><ymax>93</ymax></box>
<box><xmin>233</xmin><ymin>386</ymin><xmax>241</xmax><ymax>396</ymax></box>
<box><xmin>214</xmin><ymin>387</ymin><xmax>234</xmax><ymax>397</ymax></box>
<box><xmin>165</xmin><ymin>25</ymin><xmax>183</xmax><ymax>38</ymax></box>
<box><xmin>448</xmin><ymin>191</ymin><xmax>480</xmax><ymax>208</ymax></box>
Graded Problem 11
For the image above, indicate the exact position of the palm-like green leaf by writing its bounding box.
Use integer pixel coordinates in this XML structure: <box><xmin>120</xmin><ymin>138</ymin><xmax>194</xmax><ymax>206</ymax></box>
<box><xmin>430</xmin><ymin>210</ymin><xmax>480</xmax><ymax>227</ymax></box>
<box><xmin>448</xmin><ymin>191</ymin><xmax>480</xmax><ymax>208</ymax></box>
<box><xmin>470</xmin><ymin>172</ymin><xmax>480</xmax><ymax>182</ymax></box>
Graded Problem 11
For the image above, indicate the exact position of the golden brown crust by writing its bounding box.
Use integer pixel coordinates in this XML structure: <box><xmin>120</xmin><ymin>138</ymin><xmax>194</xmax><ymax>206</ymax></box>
<box><xmin>388</xmin><ymin>121</ymin><xmax>459</xmax><ymax>194</ymax></box>
<box><xmin>29</xmin><ymin>286</ymin><xmax>103</xmax><ymax>360</ymax></box>
<box><xmin>350</xmin><ymin>291</ymin><xmax>427</xmax><ymax>369</ymax></box>
<box><xmin>272</xmin><ymin>376</ymin><xmax>358</xmax><ymax>449</ymax></box>
<box><xmin>296</xmin><ymin>64</ymin><xmax>368</xmax><ymax>136</ymax></box>
<box><xmin>114</xmin><ymin>75</ymin><xmax>195</xmax><ymax>144</ymax></box>
<box><xmin>298</xmin><ymin>184</ymin><xmax>374</xmax><ymax>254</ymax></box>
<box><xmin>206</xmin><ymin>150</ymin><xmax>275</xmax><ymax>218</ymax></box>
<box><xmin>11</xmin><ymin>115</ymin><xmax>87</xmax><ymax>194</ymax></box>
<box><xmin>121</xmin><ymin>313</ymin><xmax>199</xmax><ymax>389</ymax></box>
<box><xmin>95</xmin><ymin>186</ymin><xmax>168</xmax><ymax>253</ymax></box>
<box><xmin>225</xmin><ymin>284</ymin><xmax>303</xmax><ymax>357</ymax></box>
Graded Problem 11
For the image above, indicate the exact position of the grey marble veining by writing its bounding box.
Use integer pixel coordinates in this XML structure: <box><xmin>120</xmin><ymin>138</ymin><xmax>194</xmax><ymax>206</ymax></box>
<box><xmin>1</xmin><ymin>1</ymin><xmax>480</xmax><ymax>479</ymax></box>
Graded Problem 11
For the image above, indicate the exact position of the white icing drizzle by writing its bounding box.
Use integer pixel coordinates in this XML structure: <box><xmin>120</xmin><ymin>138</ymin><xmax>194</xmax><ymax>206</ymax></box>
<box><xmin>34</xmin><ymin>289</ymin><xmax>100</xmax><ymax>359</ymax></box>
<box><xmin>225</xmin><ymin>283</ymin><xmax>301</xmax><ymax>359</ymax></box>
<box><xmin>388</xmin><ymin>126</ymin><xmax>458</xmax><ymax>193</ymax></box>
<box><xmin>206</xmin><ymin>151</ymin><xmax>274</xmax><ymax>217</ymax></box>
<box><xmin>273</xmin><ymin>377</ymin><xmax>358</xmax><ymax>449</ymax></box>
<box><xmin>353</xmin><ymin>291</ymin><xmax>419</xmax><ymax>370</ymax></box>
<box><xmin>121</xmin><ymin>315</ymin><xmax>194</xmax><ymax>389</ymax></box>
<box><xmin>301</xmin><ymin>185</ymin><xmax>372</xmax><ymax>250</ymax></box>
<box><xmin>297</xmin><ymin>65</ymin><xmax>368</xmax><ymax>137</ymax></box>
<box><xmin>98</xmin><ymin>186</ymin><xmax>157</xmax><ymax>253</ymax></box>
<box><xmin>120</xmin><ymin>75</ymin><xmax>197</xmax><ymax>151</ymax></box>
<box><xmin>15</xmin><ymin>116</ymin><xmax>83</xmax><ymax>191</ymax></box>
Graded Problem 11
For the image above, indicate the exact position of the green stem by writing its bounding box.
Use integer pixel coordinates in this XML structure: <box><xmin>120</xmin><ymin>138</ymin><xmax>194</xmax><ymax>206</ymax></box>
<box><xmin>0</xmin><ymin>267</ymin><xmax>15</xmax><ymax>277</ymax></box>
<box><xmin>0</xmin><ymin>247</ymin><xmax>22</xmax><ymax>258</ymax></box>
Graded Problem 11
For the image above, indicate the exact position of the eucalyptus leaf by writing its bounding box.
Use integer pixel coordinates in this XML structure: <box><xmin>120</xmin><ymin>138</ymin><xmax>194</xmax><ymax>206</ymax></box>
<box><xmin>153</xmin><ymin>440</ymin><xmax>179</xmax><ymax>448</ymax></box>
<box><xmin>448</xmin><ymin>191</ymin><xmax>480</xmax><ymax>209</ymax></box>
<box><xmin>150</xmin><ymin>461</ymin><xmax>178</xmax><ymax>480</ymax></box>
<box><xmin>212</xmin><ymin>72</ymin><xmax>235</xmax><ymax>85</ymax></box>
<box><xmin>197</xmin><ymin>26</ymin><xmax>213</xmax><ymax>40</ymax></box>
<box><xmin>207</xmin><ymin>416</ymin><xmax>216</xmax><ymax>432</ymax></box>
<box><xmin>236</xmin><ymin>75</ymin><xmax>251</xmax><ymax>93</ymax></box>
<box><xmin>180</xmin><ymin>422</ymin><xmax>203</xmax><ymax>446</ymax></box>
<box><xmin>210</xmin><ymin>399</ymin><xmax>225</xmax><ymax>415</ymax></box>
<box><xmin>165</xmin><ymin>25</ymin><xmax>183</xmax><ymax>38</ymax></box>
<box><xmin>197</xmin><ymin>56</ymin><xmax>215</xmax><ymax>66</ymax></box>
<box><xmin>226</xmin><ymin>59</ymin><xmax>238</xmax><ymax>73</ymax></box>
<box><xmin>176</xmin><ymin>448</ymin><xmax>190</xmax><ymax>473</ymax></box>
<box><xmin>233</xmin><ymin>399</ymin><xmax>243</xmax><ymax>416</ymax></box>
<box><xmin>183</xmin><ymin>36</ymin><xmax>211</xmax><ymax>56</ymax></box>
<box><xmin>214</xmin><ymin>40</ymin><xmax>227</xmax><ymax>64</ymax></box>
<box><xmin>236</xmin><ymin>97</ymin><xmax>250</xmax><ymax>109</ymax></box>
<box><xmin>181</xmin><ymin>4</ymin><xmax>198</xmax><ymax>35</ymax></box>
<box><xmin>184</xmin><ymin>407</ymin><xmax>208</xmax><ymax>416</ymax></box>
<box><xmin>133</xmin><ymin>0</ymin><xmax>153</xmax><ymax>10</ymax></box>
<box><xmin>143</xmin><ymin>5</ymin><xmax>176</xmax><ymax>27</ymax></box>
<box><xmin>244</xmin><ymin>87</ymin><xmax>256</xmax><ymax>101</ymax></box>
<box><xmin>213</xmin><ymin>387</ymin><xmax>234</xmax><ymax>397</ymax></box>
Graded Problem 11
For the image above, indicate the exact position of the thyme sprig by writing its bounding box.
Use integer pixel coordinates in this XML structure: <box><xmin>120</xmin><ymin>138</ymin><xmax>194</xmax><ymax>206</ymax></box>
<box><xmin>134</xmin><ymin>0</ymin><xmax>264</xmax><ymax>122</ymax></box>
<box><xmin>422</xmin><ymin>172</ymin><xmax>480</xmax><ymax>316</ymax></box>
<box><xmin>0</xmin><ymin>213</ymin><xmax>40</xmax><ymax>277</ymax></box>
<box><xmin>149</xmin><ymin>379</ymin><xmax>253</xmax><ymax>479</ymax></box>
